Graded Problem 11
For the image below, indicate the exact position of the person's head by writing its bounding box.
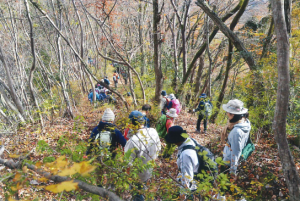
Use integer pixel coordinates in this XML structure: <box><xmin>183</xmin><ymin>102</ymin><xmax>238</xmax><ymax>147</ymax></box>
<box><xmin>127</xmin><ymin>92</ymin><xmax>131</xmax><ymax>97</ymax></box>
<box><xmin>102</xmin><ymin>108</ymin><xmax>115</xmax><ymax>123</ymax></box>
<box><xmin>129</xmin><ymin>110</ymin><xmax>145</xmax><ymax>128</ymax></box>
<box><xmin>165</xmin><ymin>126</ymin><xmax>187</xmax><ymax>146</ymax></box>
<box><xmin>166</xmin><ymin>108</ymin><xmax>178</xmax><ymax>119</ymax></box>
<box><xmin>222</xmin><ymin>99</ymin><xmax>249</xmax><ymax>123</ymax></box>
<box><xmin>168</xmin><ymin>94</ymin><xmax>176</xmax><ymax>100</ymax></box>
<box><xmin>105</xmin><ymin>76</ymin><xmax>108</xmax><ymax>79</ymax></box>
<box><xmin>161</xmin><ymin>90</ymin><xmax>167</xmax><ymax>97</ymax></box>
<box><xmin>141</xmin><ymin>104</ymin><xmax>151</xmax><ymax>115</ymax></box>
<box><xmin>114</xmin><ymin>70</ymin><xmax>117</xmax><ymax>73</ymax></box>
<box><xmin>105</xmin><ymin>89</ymin><xmax>110</xmax><ymax>95</ymax></box>
<box><xmin>89</xmin><ymin>89</ymin><xmax>92</xmax><ymax>93</ymax></box>
<box><xmin>199</xmin><ymin>93</ymin><xmax>207</xmax><ymax>100</ymax></box>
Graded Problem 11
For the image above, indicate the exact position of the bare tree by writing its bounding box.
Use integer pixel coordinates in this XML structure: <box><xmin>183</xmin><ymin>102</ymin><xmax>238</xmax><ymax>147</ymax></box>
<box><xmin>271</xmin><ymin>1</ymin><xmax>300</xmax><ymax>200</ymax></box>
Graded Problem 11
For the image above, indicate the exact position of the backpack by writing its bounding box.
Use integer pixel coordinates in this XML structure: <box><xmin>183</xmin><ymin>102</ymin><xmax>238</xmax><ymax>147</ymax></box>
<box><xmin>181</xmin><ymin>138</ymin><xmax>218</xmax><ymax>177</ymax></box>
<box><xmin>204</xmin><ymin>102</ymin><xmax>212</xmax><ymax>117</ymax></box>
<box><xmin>156</xmin><ymin>115</ymin><xmax>168</xmax><ymax>138</ymax></box>
<box><xmin>113</xmin><ymin>76</ymin><xmax>116</xmax><ymax>81</ymax></box>
<box><xmin>95</xmin><ymin>130</ymin><xmax>112</xmax><ymax>149</ymax></box>
<box><xmin>163</xmin><ymin>97</ymin><xmax>170</xmax><ymax>108</ymax></box>
<box><xmin>171</xmin><ymin>99</ymin><xmax>181</xmax><ymax>114</ymax></box>
<box><xmin>241</xmin><ymin>135</ymin><xmax>255</xmax><ymax>161</ymax></box>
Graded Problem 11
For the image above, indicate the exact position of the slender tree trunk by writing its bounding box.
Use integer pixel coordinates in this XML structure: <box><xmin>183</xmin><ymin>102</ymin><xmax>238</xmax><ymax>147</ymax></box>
<box><xmin>0</xmin><ymin>47</ymin><xmax>25</xmax><ymax>121</ymax></box>
<box><xmin>206</xmin><ymin>14</ymin><xmax>212</xmax><ymax>98</ymax></box>
<box><xmin>194</xmin><ymin>56</ymin><xmax>204</xmax><ymax>96</ymax></box>
<box><xmin>24</xmin><ymin>0</ymin><xmax>44</xmax><ymax>127</ymax></box>
<box><xmin>271</xmin><ymin>1</ymin><xmax>300</xmax><ymax>200</ymax></box>
<box><xmin>153</xmin><ymin>0</ymin><xmax>163</xmax><ymax>103</ymax></box>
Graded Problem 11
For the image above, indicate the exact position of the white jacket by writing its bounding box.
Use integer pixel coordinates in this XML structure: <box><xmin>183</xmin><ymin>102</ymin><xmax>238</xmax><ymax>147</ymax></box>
<box><xmin>223</xmin><ymin>119</ymin><xmax>251</xmax><ymax>174</ymax></box>
<box><xmin>160</xmin><ymin>96</ymin><xmax>168</xmax><ymax>110</ymax></box>
<box><xmin>177</xmin><ymin>138</ymin><xmax>199</xmax><ymax>190</ymax></box>
<box><xmin>124</xmin><ymin>127</ymin><xmax>161</xmax><ymax>182</ymax></box>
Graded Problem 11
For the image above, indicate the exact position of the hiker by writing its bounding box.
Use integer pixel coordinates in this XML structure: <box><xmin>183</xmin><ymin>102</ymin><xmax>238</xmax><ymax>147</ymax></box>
<box><xmin>113</xmin><ymin>70</ymin><xmax>119</xmax><ymax>88</ymax></box>
<box><xmin>141</xmin><ymin>104</ymin><xmax>151</xmax><ymax>128</ymax></box>
<box><xmin>88</xmin><ymin>89</ymin><xmax>100</xmax><ymax>104</ymax></box>
<box><xmin>193</xmin><ymin>93</ymin><xmax>213</xmax><ymax>134</ymax></box>
<box><xmin>160</xmin><ymin>90</ymin><xmax>169</xmax><ymax>115</ymax></box>
<box><xmin>124</xmin><ymin>111</ymin><xmax>161</xmax><ymax>201</ymax></box>
<box><xmin>221</xmin><ymin>99</ymin><xmax>251</xmax><ymax>174</ymax></box>
<box><xmin>164</xmin><ymin>126</ymin><xmax>217</xmax><ymax>199</ymax></box>
<box><xmin>99</xmin><ymin>89</ymin><xmax>107</xmax><ymax>101</ymax></box>
<box><xmin>104</xmin><ymin>90</ymin><xmax>116</xmax><ymax>104</ymax></box>
<box><xmin>167</xmin><ymin>94</ymin><xmax>181</xmax><ymax>115</ymax></box>
<box><xmin>84</xmin><ymin>108</ymin><xmax>126</xmax><ymax>158</ymax></box>
<box><xmin>156</xmin><ymin>108</ymin><xmax>178</xmax><ymax>158</ymax></box>
<box><xmin>104</xmin><ymin>76</ymin><xmax>110</xmax><ymax>86</ymax></box>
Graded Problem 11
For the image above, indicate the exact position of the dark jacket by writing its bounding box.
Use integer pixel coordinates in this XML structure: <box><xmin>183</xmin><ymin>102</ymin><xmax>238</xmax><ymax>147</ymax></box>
<box><xmin>195</xmin><ymin>99</ymin><xmax>213</xmax><ymax>112</ymax></box>
<box><xmin>86</xmin><ymin>121</ymin><xmax>126</xmax><ymax>155</ymax></box>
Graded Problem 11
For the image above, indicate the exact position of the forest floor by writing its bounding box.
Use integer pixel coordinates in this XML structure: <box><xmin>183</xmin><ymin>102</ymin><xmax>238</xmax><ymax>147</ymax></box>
<box><xmin>0</xmin><ymin>95</ymin><xmax>300</xmax><ymax>201</ymax></box>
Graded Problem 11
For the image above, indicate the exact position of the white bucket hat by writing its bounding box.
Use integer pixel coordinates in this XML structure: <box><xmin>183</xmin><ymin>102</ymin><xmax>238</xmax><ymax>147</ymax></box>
<box><xmin>166</xmin><ymin>108</ymin><xmax>178</xmax><ymax>118</ymax></box>
<box><xmin>168</xmin><ymin>94</ymin><xmax>176</xmax><ymax>100</ymax></box>
<box><xmin>222</xmin><ymin>99</ymin><xmax>248</xmax><ymax>115</ymax></box>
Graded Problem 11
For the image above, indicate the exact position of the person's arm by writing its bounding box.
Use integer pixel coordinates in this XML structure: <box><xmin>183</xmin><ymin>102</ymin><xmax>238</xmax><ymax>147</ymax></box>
<box><xmin>115</xmin><ymin>129</ymin><xmax>127</xmax><ymax>147</ymax></box>
<box><xmin>195</xmin><ymin>101</ymin><xmax>202</xmax><ymax>112</ymax></box>
<box><xmin>229</xmin><ymin>129</ymin><xmax>243</xmax><ymax>174</ymax></box>
<box><xmin>85</xmin><ymin>126</ymin><xmax>99</xmax><ymax>155</ymax></box>
<box><xmin>177</xmin><ymin>152</ymin><xmax>195</xmax><ymax>189</ymax></box>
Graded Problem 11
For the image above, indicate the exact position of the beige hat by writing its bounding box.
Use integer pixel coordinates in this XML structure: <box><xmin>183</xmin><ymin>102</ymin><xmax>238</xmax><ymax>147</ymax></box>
<box><xmin>166</xmin><ymin>108</ymin><xmax>178</xmax><ymax>118</ymax></box>
<box><xmin>102</xmin><ymin>108</ymin><xmax>115</xmax><ymax>122</ymax></box>
<box><xmin>222</xmin><ymin>99</ymin><xmax>248</xmax><ymax>115</ymax></box>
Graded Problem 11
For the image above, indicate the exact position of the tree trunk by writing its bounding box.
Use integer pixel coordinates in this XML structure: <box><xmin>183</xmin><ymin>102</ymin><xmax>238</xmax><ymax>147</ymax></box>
<box><xmin>153</xmin><ymin>0</ymin><xmax>163</xmax><ymax>104</ymax></box>
<box><xmin>271</xmin><ymin>1</ymin><xmax>300</xmax><ymax>200</ymax></box>
<box><xmin>194</xmin><ymin>56</ymin><xmax>204</xmax><ymax>96</ymax></box>
<box><xmin>0</xmin><ymin>47</ymin><xmax>25</xmax><ymax>121</ymax></box>
<box><xmin>24</xmin><ymin>0</ymin><xmax>44</xmax><ymax>127</ymax></box>
<box><xmin>206</xmin><ymin>14</ymin><xmax>212</xmax><ymax>98</ymax></box>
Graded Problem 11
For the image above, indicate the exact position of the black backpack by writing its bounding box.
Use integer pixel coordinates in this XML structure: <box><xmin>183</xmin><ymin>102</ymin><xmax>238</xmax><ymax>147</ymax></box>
<box><xmin>181</xmin><ymin>138</ymin><xmax>218</xmax><ymax>177</ymax></box>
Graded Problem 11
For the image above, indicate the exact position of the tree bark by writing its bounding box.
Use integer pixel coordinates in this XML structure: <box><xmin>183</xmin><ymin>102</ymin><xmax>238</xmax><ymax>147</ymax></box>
<box><xmin>271</xmin><ymin>1</ymin><xmax>300</xmax><ymax>200</ymax></box>
<box><xmin>153</xmin><ymin>0</ymin><xmax>163</xmax><ymax>104</ymax></box>
<box><xmin>194</xmin><ymin>56</ymin><xmax>204</xmax><ymax>96</ymax></box>
<box><xmin>0</xmin><ymin>46</ymin><xmax>25</xmax><ymax>121</ymax></box>
<box><xmin>24</xmin><ymin>0</ymin><xmax>44</xmax><ymax>127</ymax></box>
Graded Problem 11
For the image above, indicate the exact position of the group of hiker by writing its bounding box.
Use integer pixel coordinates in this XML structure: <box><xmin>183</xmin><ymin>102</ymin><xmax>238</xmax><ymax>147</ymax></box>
<box><xmin>84</xmin><ymin>90</ymin><xmax>253</xmax><ymax>200</ymax></box>
<box><xmin>88</xmin><ymin>81</ymin><xmax>116</xmax><ymax>104</ymax></box>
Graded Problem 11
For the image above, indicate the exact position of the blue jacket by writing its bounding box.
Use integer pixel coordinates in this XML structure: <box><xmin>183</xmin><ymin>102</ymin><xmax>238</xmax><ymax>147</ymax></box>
<box><xmin>86</xmin><ymin>121</ymin><xmax>126</xmax><ymax>155</ymax></box>
<box><xmin>167</xmin><ymin>100</ymin><xmax>173</xmax><ymax>109</ymax></box>
<box><xmin>195</xmin><ymin>99</ymin><xmax>212</xmax><ymax>112</ymax></box>
<box><xmin>88</xmin><ymin>92</ymin><xmax>100</xmax><ymax>103</ymax></box>
<box><xmin>104</xmin><ymin>78</ymin><xmax>110</xmax><ymax>85</ymax></box>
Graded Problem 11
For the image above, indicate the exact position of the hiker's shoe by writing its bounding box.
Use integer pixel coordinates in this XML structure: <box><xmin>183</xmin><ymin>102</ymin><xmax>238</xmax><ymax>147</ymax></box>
<box><xmin>203</xmin><ymin>130</ymin><xmax>207</xmax><ymax>134</ymax></box>
<box><xmin>195</xmin><ymin>129</ymin><xmax>200</xmax><ymax>133</ymax></box>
